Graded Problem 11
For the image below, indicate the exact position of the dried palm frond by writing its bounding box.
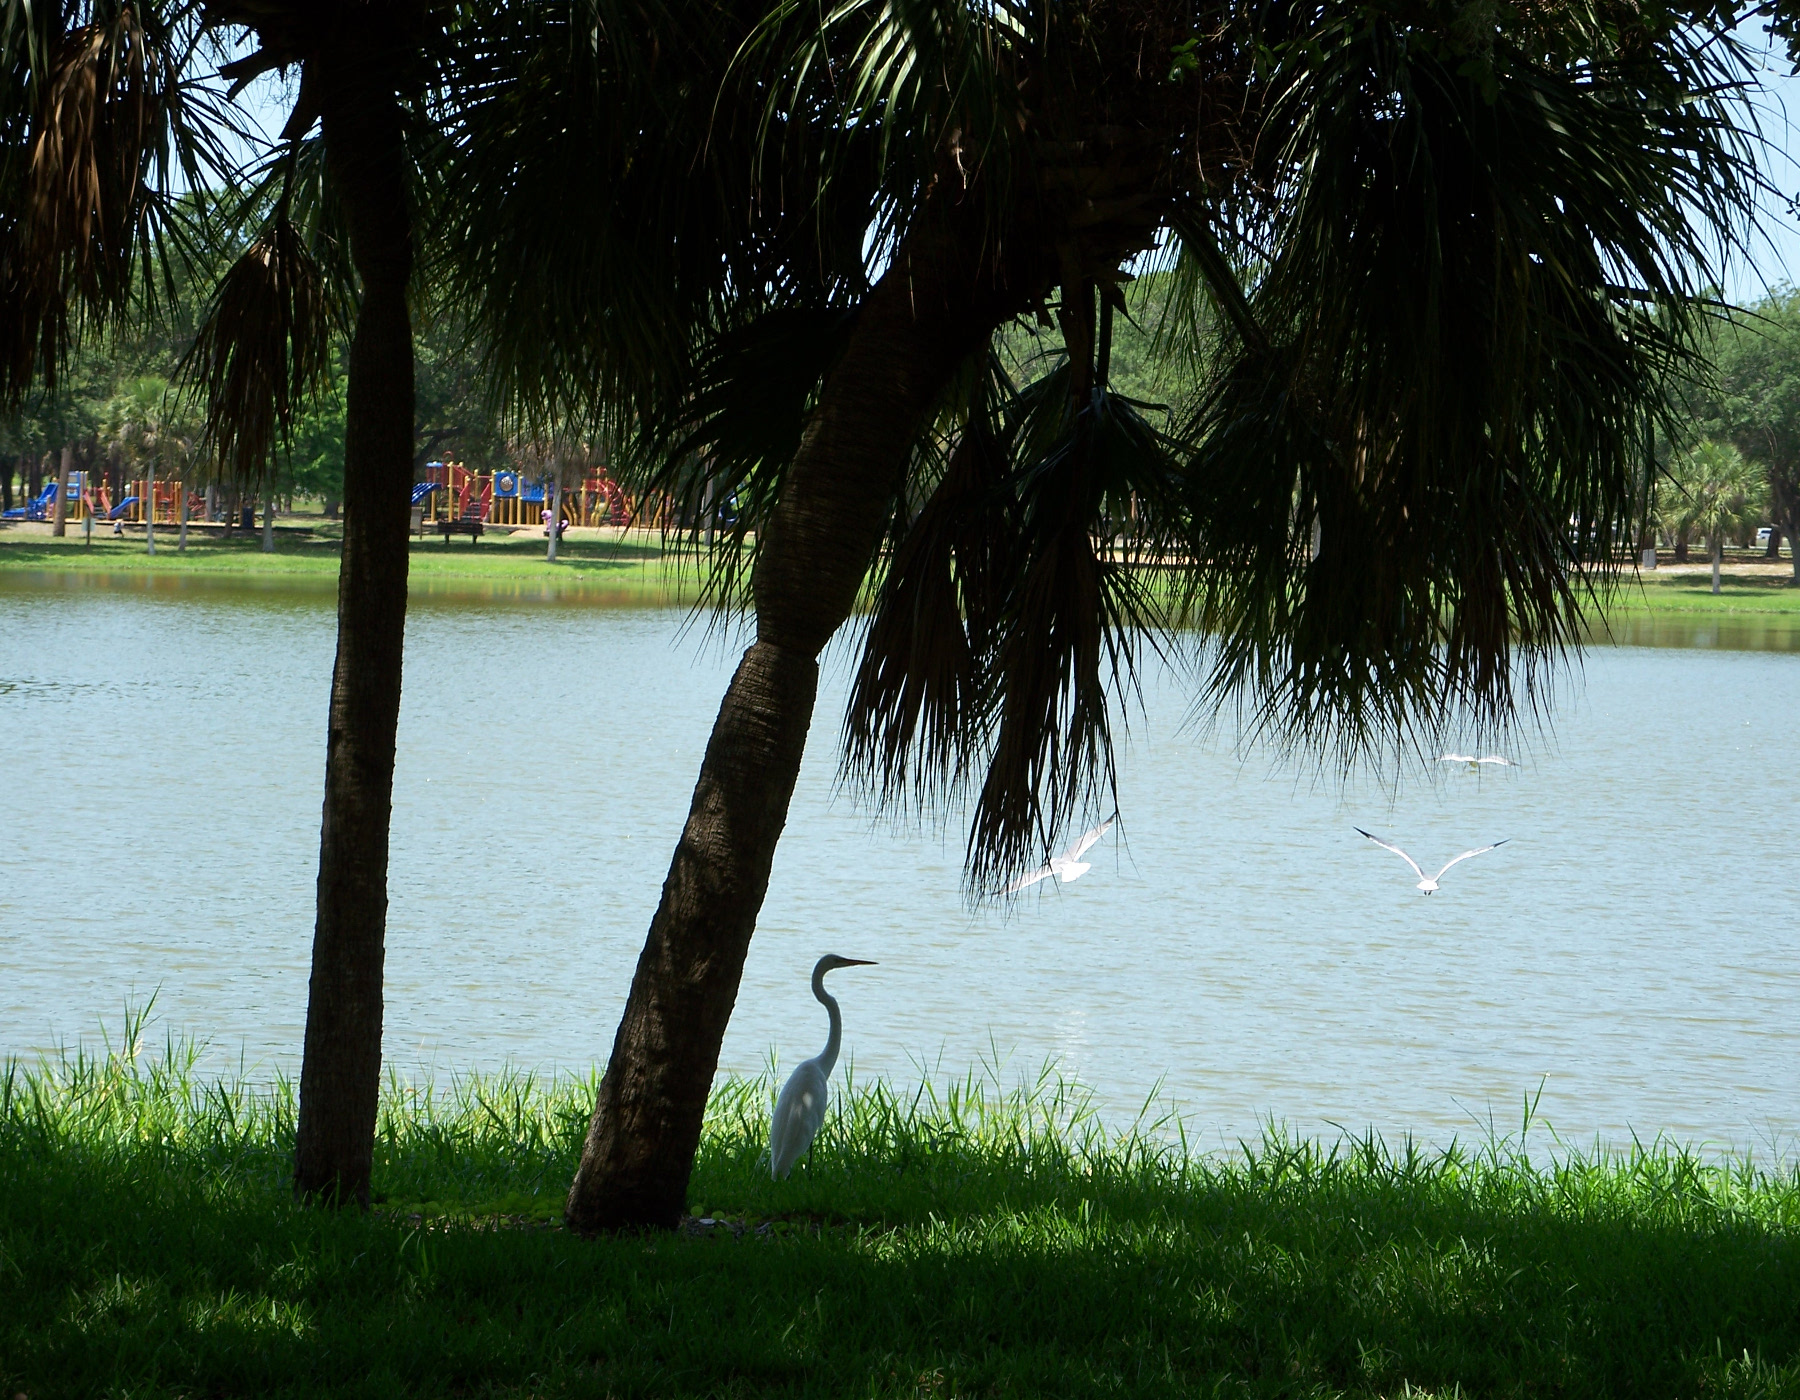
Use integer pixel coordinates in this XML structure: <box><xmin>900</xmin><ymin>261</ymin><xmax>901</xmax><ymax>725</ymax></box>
<box><xmin>2</xmin><ymin>4</ymin><xmax>165</xmax><ymax>396</ymax></box>
<box><xmin>179</xmin><ymin>216</ymin><xmax>333</xmax><ymax>483</ymax></box>
<box><xmin>1</xmin><ymin>0</ymin><xmax>242</xmax><ymax>403</ymax></box>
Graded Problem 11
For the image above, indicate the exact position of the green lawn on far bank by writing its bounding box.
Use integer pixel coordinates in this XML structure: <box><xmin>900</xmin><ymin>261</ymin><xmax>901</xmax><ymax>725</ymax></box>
<box><xmin>6</xmin><ymin>524</ymin><xmax>1796</xmax><ymax>615</ymax></box>
<box><xmin>0</xmin><ymin>523</ymin><xmax>704</xmax><ymax>605</ymax></box>
<box><xmin>1611</xmin><ymin>566</ymin><xmax>1800</xmax><ymax>615</ymax></box>
<box><xmin>3</xmin><ymin>1033</ymin><xmax>1798</xmax><ymax>1399</ymax></box>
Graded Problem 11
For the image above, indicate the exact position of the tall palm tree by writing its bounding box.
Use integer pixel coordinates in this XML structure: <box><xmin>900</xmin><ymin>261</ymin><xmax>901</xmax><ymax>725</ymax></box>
<box><xmin>3</xmin><ymin>0</ymin><xmax>460</xmax><ymax>1204</ymax></box>
<box><xmin>1667</xmin><ymin>440</ymin><xmax>1769</xmax><ymax>593</ymax></box>
<box><xmin>451</xmin><ymin>0</ymin><xmax>1770</xmax><ymax>1233</ymax></box>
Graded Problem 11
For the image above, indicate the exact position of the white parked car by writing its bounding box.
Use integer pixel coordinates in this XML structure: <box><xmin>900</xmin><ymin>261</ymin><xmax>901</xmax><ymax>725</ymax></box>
<box><xmin>1755</xmin><ymin>526</ymin><xmax>1773</xmax><ymax>548</ymax></box>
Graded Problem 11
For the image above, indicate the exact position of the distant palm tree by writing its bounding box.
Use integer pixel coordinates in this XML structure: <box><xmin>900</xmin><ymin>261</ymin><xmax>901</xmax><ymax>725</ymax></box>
<box><xmin>98</xmin><ymin>376</ymin><xmax>197</xmax><ymax>552</ymax></box>
<box><xmin>451</xmin><ymin>0</ymin><xmax>1775</xmax><ymax>1231</ymax></box>
<box><xmin>1666</xmin><ymin>441</ymin><xmax>1770</xmax><ymax>594</ymax></box>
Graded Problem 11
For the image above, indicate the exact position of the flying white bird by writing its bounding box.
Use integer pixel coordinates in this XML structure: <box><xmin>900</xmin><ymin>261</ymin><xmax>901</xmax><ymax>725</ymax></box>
<box><xmin>1439</xmin><ymin>753</ymin><xmax>1514</xmax><ymax>770</ymax></box>
<box><xmin>1004</xmin><ymin>817</ymin><xmax>1115</xmax><ymax>894</ymax></box>
<box><xmin>1355</xmin><ymin>828</ymin><xmax>1508</xmax><ymax>894</ymax></box>
<box><xmin>769</xmin><ymin>954</ymin><xmax>876</xmax><ymax>1180</ymax></box>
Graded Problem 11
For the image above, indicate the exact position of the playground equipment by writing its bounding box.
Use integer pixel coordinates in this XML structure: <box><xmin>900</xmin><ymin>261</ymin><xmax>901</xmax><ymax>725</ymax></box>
<box><xmin>47</xmin><ymin>477</ymin><xmax>204</xmax><ymax>526</ymax></box>
<box><xmin>1</xmin><ymin>473</ymin><xmax>107</xmax><ymax>522</ymax></box>
<box><xmin>417</xmin><ymin>461</ymin><xmax>647</xmax><ymax>530</ymax></box>
<box><xmin>2</xmin><ymin>479</ymin><xmax>60</xmax><ymax>521</ymax></box>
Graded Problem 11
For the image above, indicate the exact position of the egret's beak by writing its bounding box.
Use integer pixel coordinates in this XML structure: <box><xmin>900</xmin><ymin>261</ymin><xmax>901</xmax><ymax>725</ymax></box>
<box><xmin>840</xmin><ymin>958</ymin><xmax>878</xmax><ymax>967</ymax></box>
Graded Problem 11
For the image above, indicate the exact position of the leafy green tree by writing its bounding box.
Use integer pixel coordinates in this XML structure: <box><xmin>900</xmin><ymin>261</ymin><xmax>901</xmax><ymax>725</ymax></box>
<box><xmin>1694</xmin><ymin>292</ymin><xmax>1800</xmax><ymax>579</ymax></box>
<box><xmin>282</xmin><ymin>380</ymin><xmax>346</xmax><ymax>514</ymax></box>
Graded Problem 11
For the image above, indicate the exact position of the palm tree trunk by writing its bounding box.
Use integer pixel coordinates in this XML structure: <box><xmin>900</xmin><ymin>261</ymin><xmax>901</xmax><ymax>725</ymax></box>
<box><xmin>565</xmin><ymin>208</ymin><xmax>1041</xmax><ymax>1234</ymax></box>
<box><xmin>263</xmin><ymin>488</ymin><xmax>276</xmax><ymax>552</ymax></box>
<box><xmin>1711</xmin><ymin>536</ymin><xmax>1722</xmax><ymax>594</ymax></box>
<box><xmin>547</xmin><ymin>478</ymin><xmax>561</xmax><ymax>561</ymax></box>
<box><xmin>146</xmin><ymin>462</ymin><xmax>156</xmax><ymax>555</ymax></box>
<box><xmin>50</xmin><ymin>445</ymin><xmax>72</xmax><ymax>536</ymax></box>
<box><xmin>293</xmin><ymin>52</ymin><xmax>416</xmax><ymax>1208</ymax></box>
<box><xmin>178</xmin><ymin>492</ymin><xmax>189</xmax><ymax>552</ymax></box>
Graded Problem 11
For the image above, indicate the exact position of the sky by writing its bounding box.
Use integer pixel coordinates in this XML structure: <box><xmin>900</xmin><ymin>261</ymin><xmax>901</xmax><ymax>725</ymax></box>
<box><xmin>1726</xmin><ymin>28</ymin><xmax>1800</xmax><ymax>302</ymax></box>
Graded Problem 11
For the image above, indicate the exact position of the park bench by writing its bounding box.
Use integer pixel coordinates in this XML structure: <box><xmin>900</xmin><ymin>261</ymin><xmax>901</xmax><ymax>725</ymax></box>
<box><xmin>438</xmin><ymin>516</ymin><xmax>484</xmax><ymax>545</ymax></box>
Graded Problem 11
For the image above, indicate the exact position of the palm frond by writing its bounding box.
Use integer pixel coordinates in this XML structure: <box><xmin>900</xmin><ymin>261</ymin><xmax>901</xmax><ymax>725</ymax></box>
<box><xmin>179</xmin><ymin>214</ymin><xmax>332</xmax><ymax>483</ymax></box>
<box><xmin>845</xmin><ymin>335</ymin><xmax>1189</xmax><ymax>896</ymax></box>
<box><xmin>620</xmin><ymin>306</ymin><xmax>860</xmax><ymax>608</ymax></box>
<box><xmin>1184</xmin><ymin>5</ymin><xmax>1761</xmax><ymax>765</ymax></box>
<box><xmin>437</xmin><ymin>0</ymin><xmax>874</xmax><ymax>443</ymax></box>
<box><xmin>843</xmin><ymin>351</ymin><xmax>1015</xmax><ymax>816</ymax></box>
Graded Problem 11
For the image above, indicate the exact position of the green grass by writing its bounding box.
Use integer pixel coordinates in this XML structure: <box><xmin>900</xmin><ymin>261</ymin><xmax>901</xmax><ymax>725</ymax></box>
<box><xmin>0</xmin><ymin>524</ymin><xmax>705</xmax><ymax>605</ymax></box>
<box><xmin>4</xmin><ymin>1021</ymin><xmax>1799</xmax><ymax>1397</ymax></box>
<box><xmin>1610</xmin><ymin>569</ymin><xmax>1800</xmax><ymax>615</ymax></box>
<box><xmin>8</xmin><ymin>526</ymin><xmax>1797</xmax><ymax>616</ymax></box>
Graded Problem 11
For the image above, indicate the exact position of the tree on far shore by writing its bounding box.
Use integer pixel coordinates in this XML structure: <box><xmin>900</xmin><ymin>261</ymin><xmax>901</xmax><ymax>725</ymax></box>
<box><xmin>1693</xmin><ymin>291</ymin><xmax>1800</xmax><ymax>579</ymax></box>
<box><xmin>1665</xmin><ymin>440</ymin><xmax>1769</xmax><ymax>593</ymax></box>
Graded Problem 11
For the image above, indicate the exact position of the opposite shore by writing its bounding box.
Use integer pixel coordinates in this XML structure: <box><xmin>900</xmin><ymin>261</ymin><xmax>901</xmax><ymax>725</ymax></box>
<box><xmin>5</xmin><ymin>521</ymin><xmax>1797</xmax><ymax>622</ymax></box>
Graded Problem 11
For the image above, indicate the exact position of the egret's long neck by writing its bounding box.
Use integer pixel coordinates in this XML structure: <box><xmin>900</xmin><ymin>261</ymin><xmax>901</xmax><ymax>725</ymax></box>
<box><xmin>813</xmin><ymin>967</ymin><xmax>843</xmax><ymax>1077</ymax></box>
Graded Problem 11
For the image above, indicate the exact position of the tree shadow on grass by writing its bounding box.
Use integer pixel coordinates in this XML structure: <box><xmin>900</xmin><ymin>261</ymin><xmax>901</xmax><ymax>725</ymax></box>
<box><xmin>5</xmin><ymin>1114</ymin><xmax>1799</xmax><ymax>1399</ymax></box>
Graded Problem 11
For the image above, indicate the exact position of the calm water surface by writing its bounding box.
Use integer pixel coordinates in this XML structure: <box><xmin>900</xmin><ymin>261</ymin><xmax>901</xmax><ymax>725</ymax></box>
<box><xmin>2</xmin><ymin>575</ymin><xmax>1796</xmax><ymax>1157</ymax></box>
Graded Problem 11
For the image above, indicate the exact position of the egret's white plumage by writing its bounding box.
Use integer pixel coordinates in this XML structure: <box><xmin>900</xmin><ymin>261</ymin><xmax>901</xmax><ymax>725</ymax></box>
<box><xmin>1004</xmin><ymin>817</ymin><xmax>1116</xmax><ymax>894</ymax></box>
<box><xmin>1439</xmin><ymin>753</ymin><xmax>1514</xmax><ymax>770</ymax></box>
<box><xmin>1355</xmin><ymin>828</ymin><xmax>1508</xmax><ymax>894</ymax></box>
<box><xmin>769</xmin><ymin>954</ymin><xmax>875</xmax><ymax>1180</ymax></box>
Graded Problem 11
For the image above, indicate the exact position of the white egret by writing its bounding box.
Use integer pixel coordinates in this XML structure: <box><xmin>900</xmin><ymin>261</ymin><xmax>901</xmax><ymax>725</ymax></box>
<box><xmin>1439</xmin><ymin>753</ymin><xmax>1514</xmax><ymax>770</ymax></box>
<box><xmin>1004</xmin><ymin>816</ymin><xmax>1115</xmax><ymax>894</ymax></box>
<box><xmin>769</xmin><ymin>954</ymin><xmax>876</xmax><ymax>1180</ymax></box>
<box><xmin>1355</xmin><ymin>828</ymin><xmax>1508</xmax><ymax>894</ymax></box>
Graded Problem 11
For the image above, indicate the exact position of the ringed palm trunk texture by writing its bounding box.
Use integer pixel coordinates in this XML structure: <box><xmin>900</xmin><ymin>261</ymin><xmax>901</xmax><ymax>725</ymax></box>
<box><xmin>566</xmin><ymin>210</ymin><xmax>1037</xmax><ymax>1233</ymax></box>
<box><xmin>293</xmin><ymin>56</ymin><xmax>416</xmax><ymax>1206</ymax></box>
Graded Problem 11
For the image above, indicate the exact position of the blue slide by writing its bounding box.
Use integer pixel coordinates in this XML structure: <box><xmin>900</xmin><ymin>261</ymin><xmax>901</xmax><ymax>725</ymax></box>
<box><xmin>2</xmin><ymin>481</ymin><xmax>58</xmax><ymax>521</ymax></box>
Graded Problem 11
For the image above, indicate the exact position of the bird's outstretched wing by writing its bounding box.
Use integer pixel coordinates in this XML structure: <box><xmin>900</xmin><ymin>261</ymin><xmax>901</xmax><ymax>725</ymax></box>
<box><xmin>1433</xmin><ymin>840</ymin><xmax>1508</xmax><ymax>880</ymax></box>
<box><xmin>1355</xmin><ymin>827</ymin><xmax>1426</xmax><ymax>882</ymax></box>
<box><xmin>1439</xmin><ymin>753</ymin><xmax>1476</xmax><ymax>764</ymax></box>
<box><xmin>1060</xmin><ymin>817</ymin><xmax>1115</xmax><ymax>865</ymax></box>
<box><xmin>1476</xmin><ymin>755</ymin><xmax>1513</xmax><ymax>766</ymax></box>
<box><xmin>1004</xmin><ymin>864</ymin><xmax>1057</xmax><ymax>895</ymax></box>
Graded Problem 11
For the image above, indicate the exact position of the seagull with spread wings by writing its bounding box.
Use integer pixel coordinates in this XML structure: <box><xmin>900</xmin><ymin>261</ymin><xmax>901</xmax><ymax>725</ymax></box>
<box><xmin>1005</xmin><ymin>817</ymin><xmax>1115</xmax><ymax>894</ymax></box>
<box><xmin>1355</xmin><ymin>828</ymin><xmax>1508</xmax><ymax>894</ymax></box>
<box><xmin>1439</xmin><ymin>753</ymin><xmax>1514</xmax><ymax>770</ymax></box>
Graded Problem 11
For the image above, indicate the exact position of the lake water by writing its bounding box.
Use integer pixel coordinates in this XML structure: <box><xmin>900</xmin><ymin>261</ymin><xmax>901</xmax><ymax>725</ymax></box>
<box><xmin>2</xmin><ymin>571</ymin><xmax>1796</xmax><ymax>1159</ymax></box>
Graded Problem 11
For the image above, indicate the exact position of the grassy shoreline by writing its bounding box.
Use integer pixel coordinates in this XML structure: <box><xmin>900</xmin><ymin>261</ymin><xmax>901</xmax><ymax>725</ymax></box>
<box><xmin>4</xmin><ymin>1034</ymin><xmax>1798</xmax><ymax>1397</ymax></box>
<box><xmin>5</xmin><ymin>525</ymin><xmax>1797</xmax><ymax>617</ymax></box>
<box><xmin>0</xmin><ymin>523</ymin><xmax>706</xmax><ymax>606</ymax></box>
